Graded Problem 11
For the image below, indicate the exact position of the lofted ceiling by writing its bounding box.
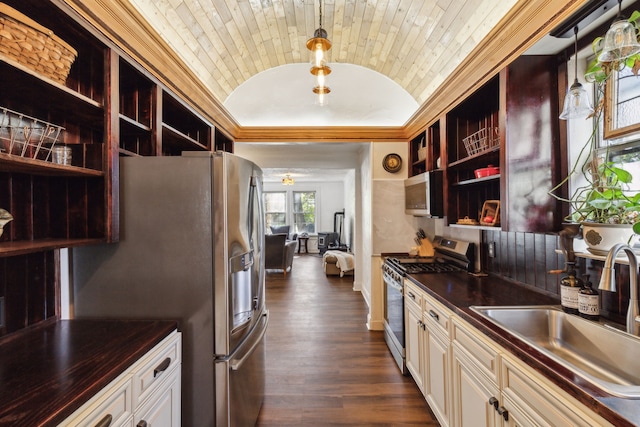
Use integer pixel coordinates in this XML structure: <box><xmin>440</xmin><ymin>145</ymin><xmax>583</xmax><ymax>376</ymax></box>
<box><xmin>125</xmin><ymin>0</ymin><xmax>518</xmax><ymax>108</ymax></box>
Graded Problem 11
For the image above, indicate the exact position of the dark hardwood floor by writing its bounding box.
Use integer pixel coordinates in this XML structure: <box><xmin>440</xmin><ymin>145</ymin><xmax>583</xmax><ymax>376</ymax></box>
<box><xmin>256</xmin><ymin>254</ymin><xmax>439</xmax><ymax>426</ymax></box>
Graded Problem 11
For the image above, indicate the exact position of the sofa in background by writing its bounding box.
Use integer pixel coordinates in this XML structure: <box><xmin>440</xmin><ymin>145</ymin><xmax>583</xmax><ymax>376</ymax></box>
<box><xmin>265</xmin><ymin>233</ymin><xmax>297</xmax><ymax>275</ymax></box>
<box><xmin>323</xmin><ymin>250</ymin><xmax>355</xmax><ymax>277</ymax></box>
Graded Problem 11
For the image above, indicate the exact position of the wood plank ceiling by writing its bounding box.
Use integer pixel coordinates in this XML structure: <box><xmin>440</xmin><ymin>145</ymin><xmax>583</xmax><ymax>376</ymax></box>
<box><xmin>126</xmin><ymin>0</ymin><xmax>517</xmax><ymax>106</ymax></box>
<box><xmin>67</xmin><ymin>0</ymin><xmax>588</xmax><ymax>141</ymax></box>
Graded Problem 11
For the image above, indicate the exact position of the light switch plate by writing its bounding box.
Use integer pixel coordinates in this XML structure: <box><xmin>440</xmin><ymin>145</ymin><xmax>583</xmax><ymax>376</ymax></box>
<box><xmin>488</xmin><ymin>242</ymin><xmax>496</xmax><ymax>258</ymax></box>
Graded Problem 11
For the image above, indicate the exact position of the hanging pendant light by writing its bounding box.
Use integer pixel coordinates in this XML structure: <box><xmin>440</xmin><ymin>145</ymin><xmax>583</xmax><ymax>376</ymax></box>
<box><xmin>598</xmin><ymin>0</ymin><xmax>640</xmax><ymax>63</ymax></box>
<box><xmin>560</xmin><ymin>26</ymin><xmax>594</xmax><ymax>120</ymax></box>
<box><xmin>307</xmin><ymin>0</ymin><xmax>331</xmax><ymax>101</ymax></box>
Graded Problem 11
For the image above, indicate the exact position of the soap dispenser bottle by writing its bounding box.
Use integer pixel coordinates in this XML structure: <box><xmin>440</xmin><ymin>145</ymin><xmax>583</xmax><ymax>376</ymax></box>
<box><xmin>578</xmin><ymin>275</ymin><xmax>599</xmax><ymax>321</ymax></box>
<box><xmin>560</xmin><ymin>262</ymin><xmax>583</xmax><ymax>314</ymax></box>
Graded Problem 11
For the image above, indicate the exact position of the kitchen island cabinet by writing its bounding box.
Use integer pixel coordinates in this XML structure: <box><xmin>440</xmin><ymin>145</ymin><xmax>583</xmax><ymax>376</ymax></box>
<box><xmin>404</xmin><ymin>272</ymin><xmax>634</xmax><ymax>426</ymax></box>
<box><xmin>0</xmin><ymin>319</ymin><xmax>179</xmax><ymax>426</ymax></box>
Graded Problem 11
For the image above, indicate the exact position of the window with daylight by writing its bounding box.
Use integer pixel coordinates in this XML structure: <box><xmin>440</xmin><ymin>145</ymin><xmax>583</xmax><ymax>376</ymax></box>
<box><xmin>604</xmin><ymin>66</ymin><xmax>640</xmax><ymax>140</ymax></box>
<box><xmin>595</xmin><ymin>68</ymin><xmax>640</xmax><ymax>195</ymax></box>
<box><xmin>264</xmin><ymin>192</ymin><xmax>286</xmax><ymax>230</ymax></box>
<box><xmin>293</xmin><ymin>191</ymin><xmax>316</xmax><ymax>234</ymax></box>
<box><xmin>263</xmin><ymin>190</ymin><xmax>317</xmax><ymax>234</ymax></box>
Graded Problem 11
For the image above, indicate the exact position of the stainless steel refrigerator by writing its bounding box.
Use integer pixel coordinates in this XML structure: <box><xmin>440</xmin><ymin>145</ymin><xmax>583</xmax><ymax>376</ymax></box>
<box><xmin>72</xmin><ymin>151</ymin><xmax>268</xmax><ymax>427</ymax></box>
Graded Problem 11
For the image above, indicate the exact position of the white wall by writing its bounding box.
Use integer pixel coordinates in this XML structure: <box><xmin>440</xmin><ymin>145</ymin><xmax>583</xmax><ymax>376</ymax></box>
<box><xmin>358</xmin><ymin>145</ymin><xmax>373</xmax><ymax>327</ymax></box>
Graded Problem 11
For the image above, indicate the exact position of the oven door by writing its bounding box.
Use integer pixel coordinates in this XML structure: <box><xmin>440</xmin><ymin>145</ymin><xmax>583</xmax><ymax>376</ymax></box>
<box><xmin>384</xmin><ymin>275</ymin><xmax>405</xmax><ymax>348</ymax></box>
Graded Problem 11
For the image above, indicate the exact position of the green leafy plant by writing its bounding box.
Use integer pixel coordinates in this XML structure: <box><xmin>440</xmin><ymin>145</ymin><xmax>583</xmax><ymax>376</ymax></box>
<box><xmin>549</xmin><ymin>10</ymin><xmax>640</xmax><ymax>234</ymax></box>
<box><xmin>549</xmin><ymin>101</ymin><xmax>640</xmax><ymax>234</ymax></box>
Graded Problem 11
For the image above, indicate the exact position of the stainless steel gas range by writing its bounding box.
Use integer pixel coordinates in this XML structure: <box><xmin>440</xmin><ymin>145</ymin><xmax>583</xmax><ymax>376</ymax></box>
<box><xmin>382</xmin><ymin>237</ymin><xmax>475</xmax><ymax>374</ymax></box>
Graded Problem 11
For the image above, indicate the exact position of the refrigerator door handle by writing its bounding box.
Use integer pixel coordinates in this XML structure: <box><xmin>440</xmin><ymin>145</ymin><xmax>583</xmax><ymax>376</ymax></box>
<box><xmin>230</xmin><ymin>311</ymin><xmax>269</xmax><ymax>371</ymax></box>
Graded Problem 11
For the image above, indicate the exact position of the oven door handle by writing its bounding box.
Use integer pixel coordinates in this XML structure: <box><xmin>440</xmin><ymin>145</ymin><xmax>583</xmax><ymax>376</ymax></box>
<box><xmin>384</xmin><ymin>275</ymin><xmax>404</xmax><ymax>293</ymax></box>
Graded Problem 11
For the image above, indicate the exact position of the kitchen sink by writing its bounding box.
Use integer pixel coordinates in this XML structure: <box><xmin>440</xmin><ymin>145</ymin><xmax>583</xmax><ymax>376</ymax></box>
<box><xmin>470</xmin><ymin>305</ymin><xmax>640</xmax><ymax>398</ymax></box>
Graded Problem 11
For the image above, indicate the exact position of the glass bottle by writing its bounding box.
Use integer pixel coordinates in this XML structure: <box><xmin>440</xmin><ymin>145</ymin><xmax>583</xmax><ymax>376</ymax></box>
<box><xmin>560</xmin><ymin>262</ymin><xmax>583</xmax><ymax>315</ymax></box>
<box><xmin>578</xmin><ymin>275</ymin><xmax>600</xmax><ymax>321</ymax></box>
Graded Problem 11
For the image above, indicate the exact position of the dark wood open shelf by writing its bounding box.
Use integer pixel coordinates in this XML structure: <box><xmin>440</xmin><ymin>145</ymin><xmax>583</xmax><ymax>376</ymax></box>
<box><xmin>453</xmin><ymin>174</ymin><xmax>501</xmax><ymax>186</ymax></box>
<box><xmin>162</xmin><ymin>123</ymin><xmax>208</xmax><ymax>152</ymax></box>
<box><xmin>0</xmin><ymin>153</ymin><xmax>104</xmax><ymax>176</ymax></box>
<box><xmin>119</xmin><ymin>114</ymin><xmax>152</xmax><ymax>132</ymax></box>
<box><xmin>0</xmin><ymin>238</ymin><xmax>107</xmax><ymax>257</ymax></box>
<box><xmin>448</xmin><ymin>146</ymin><xmax>500</xmax><ymax>168</ymax></box>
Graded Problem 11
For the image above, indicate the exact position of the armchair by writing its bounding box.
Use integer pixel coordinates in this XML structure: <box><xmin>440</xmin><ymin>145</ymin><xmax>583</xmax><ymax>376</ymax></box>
<box><xmin>264</xmin><ymin>233</ymin><xmax>297</xmax><ymax>276</ymax></box>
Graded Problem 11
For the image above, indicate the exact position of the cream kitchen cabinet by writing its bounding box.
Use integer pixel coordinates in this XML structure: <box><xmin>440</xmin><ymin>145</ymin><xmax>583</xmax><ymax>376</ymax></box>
<box><xmin>451</xmin><ymin>317</ymin><xmax>502</xmax><ymax>427</ymax></box>
<box><xmin>500</xmin><ymin>354</ymin><xmax>613</xmax><ymax>427</ymax></box>
<box><xmin>404</xmin><ymin>283</ymin><xmax>616</xmax><ymax>427</ymax></box>
<box><xmin>60</xmin><ymin>330</ymin><xmax>182</xmax><ymax>427</ymax></box>
<box><xmin>404</xmin><ymin>281</ymin><xmax>425</xmax><ymax>393</ymax></box>
<box><xmin>451</xmin><ymin>316</ymin><xmax>613</xmax><ymax>427</ymax></box>
<box><xmin>424</xmin><ymin>325</ymin><xmax>451</xmax><ymax>427</ymax></box>
<box><xmin>404</xmin><ymin>280</ymin><xmax>452</xmax><ymax>427</ymax></box>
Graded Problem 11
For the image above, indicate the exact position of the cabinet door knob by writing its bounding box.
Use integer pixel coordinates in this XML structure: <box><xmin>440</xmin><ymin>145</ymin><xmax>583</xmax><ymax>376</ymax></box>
<box><xmin>154</xmin><ymin>357</ymin><xmax>172</xmax><ymax>377</ymax></box>
<box><xmin>136</xmin><ymin>421</ymin><xmax>148</xmax><ymax>427</ymax></box>
<box><xmin>94</xmin><ymin>414</ymin><xmax>112</xmax><ymax>427</ymax></box>
<box><xmin>497</xmin><ymin>406</ymin><xmax>509</xmax><ymax>421</ymax></box>
<box><xmin>488</xmin><ymin>396</ymin><xmax>499</xmax><ymax>410</ymax></box>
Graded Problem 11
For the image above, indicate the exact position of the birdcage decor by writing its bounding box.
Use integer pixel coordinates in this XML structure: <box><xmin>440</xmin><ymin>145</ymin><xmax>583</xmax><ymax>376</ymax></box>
<box><xmin>0</xmin><ymin>106</ymin><xmax>65</xmax><ymax>162</ymax></box>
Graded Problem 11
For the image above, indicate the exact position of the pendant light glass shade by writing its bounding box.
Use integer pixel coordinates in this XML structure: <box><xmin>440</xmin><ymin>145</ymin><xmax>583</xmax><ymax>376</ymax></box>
<box><xmin>598</xmin><ymin>19</ymin><xmax>640</xmax><ymax>62</ymax></box>
<box><xmin>307</xmin><ymin>0</ymin><xmax>331</xmax><ymax>101</ymax></box>
<box><xmin>307</xmin><ymin>28</ymin><xmax>331</xmax><ymax>68</ymax></box>
<box><xmin>560</xmin><ymin>80</ymin><xmax>594</xmax><ymax>119</ymax></box>
<box><xmin>560</xmin><ymin>26</ymin><xmax>594</xmax><ymax>120</ymax></box>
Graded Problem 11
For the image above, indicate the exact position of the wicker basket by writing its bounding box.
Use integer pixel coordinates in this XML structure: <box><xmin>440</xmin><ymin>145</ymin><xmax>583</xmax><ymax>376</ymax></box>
<box><xmin>0</xmin><ymin>3</ymin><xmax>77</xmax><ymax>84</ymax></box>
<box><xmin>480</xmin><ymin>200</ymin><xmax>500</xmax><ymax>226</ymax></box>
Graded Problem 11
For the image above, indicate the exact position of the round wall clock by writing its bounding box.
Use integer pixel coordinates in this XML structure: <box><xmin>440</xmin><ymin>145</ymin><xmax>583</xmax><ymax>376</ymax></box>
<box><xmin>383</xmin><ymin>153</ymin><xmax>402</xmax><ymax>173</ymax></box>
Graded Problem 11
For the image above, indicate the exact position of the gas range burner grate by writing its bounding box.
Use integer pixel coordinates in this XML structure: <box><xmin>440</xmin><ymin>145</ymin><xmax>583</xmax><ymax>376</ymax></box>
<box><xmin>385</xmin><ymin>257</ymin><xmax>466</xmax><ymax>275</ymax></box>
<box><xmin>402</xmin><ymin>262</ymin><xmax>464</xmax><ymax>274</ymax></box>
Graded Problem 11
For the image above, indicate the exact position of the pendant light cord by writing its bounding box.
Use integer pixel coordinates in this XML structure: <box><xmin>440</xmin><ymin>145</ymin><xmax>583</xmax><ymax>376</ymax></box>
<box><xmin>319</xmin><ymin>0</ymin><xmax>323</xmax><ymax>30</ymax></box>
<box><xmin>573</xmin><ymin>26</ymin><xmax>579</xmax><ymax>84</ymax></box>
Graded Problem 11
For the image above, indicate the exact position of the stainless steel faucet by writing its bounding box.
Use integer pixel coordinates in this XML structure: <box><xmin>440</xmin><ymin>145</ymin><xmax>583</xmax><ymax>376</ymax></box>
<box><xmin>598</xmin><ymin>243</ymin><xmax>640</xmax><ymax>336</ymax></box>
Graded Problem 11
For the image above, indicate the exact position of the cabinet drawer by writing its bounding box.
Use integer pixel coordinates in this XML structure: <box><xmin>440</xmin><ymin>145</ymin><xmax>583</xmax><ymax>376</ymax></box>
<box><xmin>134</xmin><ymin>367</ymin><xmax>181</xmax><ymax>427</ymax></box>
<box><xmin>404</xmin><ymin>281</ymin><xmax>423</xmax><ymax>311</ymax></box>
<box><xmin>423</xmin><ymin>294</ymin><xmax>450</xmax><ymax>337</ymax></box>
<box><xmin>132</xmin><ymin>332</ymin><xmax>182</xmax><ymax>409</ymax></box>
<box><xmin>60</xmin><ymin>374</ymin><xmax>133</xmax><ymax>427</ymax></box>
<box><xmin>501</xmin><ymin>355</ymin><xmax>614</xmax><ymax>427</ymax></box>
<box><xmin>451</xmin><ymin>318</ymin><xmax>500</xmax><ymax>385</ymax></box>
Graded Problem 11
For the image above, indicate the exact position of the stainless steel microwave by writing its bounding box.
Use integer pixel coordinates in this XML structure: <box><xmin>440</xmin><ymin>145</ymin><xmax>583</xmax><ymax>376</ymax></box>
<box><xmin>404</xmin><ymin>171</ymin><xmax>444</xmax><ymax>217</ymax></box>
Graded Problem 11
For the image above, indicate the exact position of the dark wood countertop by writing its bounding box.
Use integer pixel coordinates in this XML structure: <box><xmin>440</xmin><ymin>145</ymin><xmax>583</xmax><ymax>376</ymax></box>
<box><xmin>0</xmin><ymin>319</ymin><xmax>178</xmax><ymax>426</ymax></box>
<box><xmin>405</xmin><ymin>271</ymin><xmax>640</xmax><ymax>427</ymax></box>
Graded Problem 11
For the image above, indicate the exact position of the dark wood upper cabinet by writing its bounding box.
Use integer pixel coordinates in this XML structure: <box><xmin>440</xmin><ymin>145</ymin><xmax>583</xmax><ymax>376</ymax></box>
<box><xmin>501</xmin><ymin>55</ymin><xmax>562</xmax><ymax>232</ymax></box>
<box><xmin>411</xmin><ymin>55</ymin><xmax>562</xmax><ymax>233</ymax></box>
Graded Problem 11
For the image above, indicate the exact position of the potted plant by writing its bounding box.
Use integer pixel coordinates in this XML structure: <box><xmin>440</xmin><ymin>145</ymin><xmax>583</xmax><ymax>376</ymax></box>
<box><xmin>550</xmin><ymin>10</ymin><xmax>640</xmax><ymax>255</ymax></box>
